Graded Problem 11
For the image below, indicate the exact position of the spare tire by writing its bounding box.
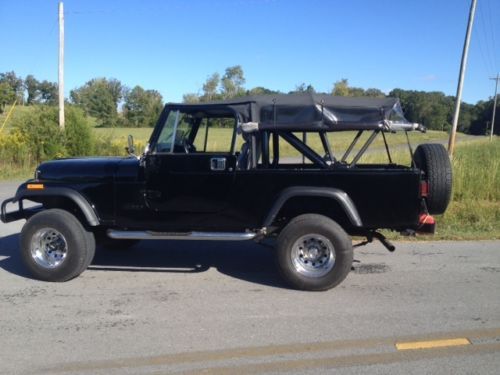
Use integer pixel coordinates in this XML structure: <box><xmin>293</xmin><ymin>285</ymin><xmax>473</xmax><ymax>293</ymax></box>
<box><xmin>413</xmin><ymin>143</ymin><xmax>452</xmax><ymax>215</ymax></box>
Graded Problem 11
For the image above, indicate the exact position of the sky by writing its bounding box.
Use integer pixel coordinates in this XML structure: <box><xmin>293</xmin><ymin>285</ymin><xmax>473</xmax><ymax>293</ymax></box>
<box><xmin>0</xmin><ymin>0</ymin><xmax>499</xmax><ymax>104</ymax></box>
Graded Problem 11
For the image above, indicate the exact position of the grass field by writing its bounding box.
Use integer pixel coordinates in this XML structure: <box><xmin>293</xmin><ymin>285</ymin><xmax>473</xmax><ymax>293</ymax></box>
<box><xmin>396</xmin><ymin>139</ymin><xmax>499</xmax><ymax>240</ymax></box>
<box><xmin>93</xmin><ymin>126</ymin><xmax>480</xmax><ymax>160</ymax></box>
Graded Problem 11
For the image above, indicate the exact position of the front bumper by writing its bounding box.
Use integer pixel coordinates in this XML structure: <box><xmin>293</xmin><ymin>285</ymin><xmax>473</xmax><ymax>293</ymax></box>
<box><xmin>1</xmin><ymin>197</ymin><xmax>42</xmax><ymax>223</ymax></box>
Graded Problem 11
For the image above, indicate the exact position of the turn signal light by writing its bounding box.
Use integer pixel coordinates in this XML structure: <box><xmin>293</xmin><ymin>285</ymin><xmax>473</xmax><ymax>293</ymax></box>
<box><xmin>27</xmin><ymin>184</ymin><xmax>44</xmax><ymax>190</ymax></box>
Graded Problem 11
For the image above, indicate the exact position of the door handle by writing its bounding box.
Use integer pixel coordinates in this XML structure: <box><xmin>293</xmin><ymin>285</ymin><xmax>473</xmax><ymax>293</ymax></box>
<box><xmin>210</xmin><ymin>157</ymin><xmax>226</xmax><ymax>171</ymax></box>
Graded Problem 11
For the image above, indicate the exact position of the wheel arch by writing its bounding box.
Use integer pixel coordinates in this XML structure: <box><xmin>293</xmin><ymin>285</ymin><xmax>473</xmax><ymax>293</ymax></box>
<box><xmin>263</xmin><ymin>186</ymin><xmax>362</xmax><ymax>229</ymax></box>
<box><xmin>14</xmin><ymin>187</ymin><xmax>100</xmax><ymax>227</ymax></box>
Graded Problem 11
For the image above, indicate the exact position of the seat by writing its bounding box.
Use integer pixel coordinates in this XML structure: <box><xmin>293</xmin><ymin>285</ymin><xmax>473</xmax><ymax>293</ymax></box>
<box><xmin>236</xmin><ymin>142</ymin><xmax>250</xmax><ymax>170</ymax></box>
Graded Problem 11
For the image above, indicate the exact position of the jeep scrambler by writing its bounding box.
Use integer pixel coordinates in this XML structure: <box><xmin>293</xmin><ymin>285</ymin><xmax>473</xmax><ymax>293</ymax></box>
<box><xmin>1</xmin><ymin>94</ymin><xmax>452</xmax><ymax>290</ymax></box>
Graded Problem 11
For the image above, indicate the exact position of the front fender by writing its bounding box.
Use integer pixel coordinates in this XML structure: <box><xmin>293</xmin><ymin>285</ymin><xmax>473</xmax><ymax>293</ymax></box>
<box><xmin>1</xmin><ymin>184</ymin><xmax>100</xmax><ymax>226</ymax></box>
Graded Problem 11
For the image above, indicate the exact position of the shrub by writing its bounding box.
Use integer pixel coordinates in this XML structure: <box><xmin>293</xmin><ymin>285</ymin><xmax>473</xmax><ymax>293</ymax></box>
<box><xmin>94</xmin><ymin>135</ymin><xmax>145</xmax><ymax>156</ymax></box>
<box><xmin>10</xmin><ymin>106</ymin><xmax>64</xmax><ymax>163</ymax></box>
<box><xmin>8</xmin><ymin>105</ymin><xmax>95</xmax><ymax>163</ymax></box>
<box><xmin>64</xmin><ymin>106</ymin><xmax>95</xmax><ymax>156</ymax></box>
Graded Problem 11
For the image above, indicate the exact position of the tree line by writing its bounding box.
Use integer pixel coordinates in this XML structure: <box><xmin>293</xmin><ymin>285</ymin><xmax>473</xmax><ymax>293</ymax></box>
<box><xmin>1</xmin><ymin>68</ymin><xmax>498</xmax><ymax>135</ymax></box>
<box><xmin>0</xmin><ymin>71</ymin><xmax>163</xmax><ymax>128</ymax></box>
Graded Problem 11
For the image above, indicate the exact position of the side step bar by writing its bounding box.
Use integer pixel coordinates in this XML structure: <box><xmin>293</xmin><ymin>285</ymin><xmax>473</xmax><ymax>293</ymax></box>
<box><xmin>107</xmin><ymin>230</ymin><xmax>257</xmax><ymax>241</ymax></box>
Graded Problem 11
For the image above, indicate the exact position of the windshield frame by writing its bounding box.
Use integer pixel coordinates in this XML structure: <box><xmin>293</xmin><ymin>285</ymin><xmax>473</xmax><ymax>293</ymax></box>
<box><xmin>148</xmin><ymin>105</ymin><xmax>240</xmax><ymax>155</ymax></box>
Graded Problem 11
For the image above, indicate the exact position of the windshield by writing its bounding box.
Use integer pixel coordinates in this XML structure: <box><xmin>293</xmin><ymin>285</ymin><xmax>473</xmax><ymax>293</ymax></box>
<box><xmin>154</xmin><ymin>110</ymin><xmax>191</xmax><ymax>153</ymax></box>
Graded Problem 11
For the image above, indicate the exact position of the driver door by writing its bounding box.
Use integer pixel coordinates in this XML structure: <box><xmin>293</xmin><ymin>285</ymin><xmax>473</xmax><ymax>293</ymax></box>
<box><xmin>143</xmin><ymin>108</ymin><xmax>237</xmax><ymax>230</ymax></box>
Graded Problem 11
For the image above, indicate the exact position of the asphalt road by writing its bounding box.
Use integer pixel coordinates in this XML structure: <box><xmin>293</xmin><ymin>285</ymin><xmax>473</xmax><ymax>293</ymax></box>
<box><xmin>0</xmin><ymin>182</ymin><xmax>499</xmax><ymax>374</ymax></box>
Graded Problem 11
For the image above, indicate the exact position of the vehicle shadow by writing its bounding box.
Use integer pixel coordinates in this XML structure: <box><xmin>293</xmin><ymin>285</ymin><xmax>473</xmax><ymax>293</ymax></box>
<box><xmin>0</xmin><ymin>233</ymin><xmax>32</xmax><ymax>278</ymax></box>
<box><xmin>0</xmin><ymin>234</ymin><xmax>287</xmax><ymax>288</ymax></box>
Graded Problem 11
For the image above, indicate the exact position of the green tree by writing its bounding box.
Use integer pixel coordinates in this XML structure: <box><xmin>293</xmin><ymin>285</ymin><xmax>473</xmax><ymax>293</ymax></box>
<box><xmin>11</xmin><ymin>106</ymin><xmax>64</xmax><ymax>163</ymax></box>
<box><xmin>457</xmin><ymin>103</ymin><xmax>475</xmax><ymax>133</ymax></box>
<box><xmin>332</xmin><ymin>79</ymin><xmax>350</xmax><ymax>96</ymax></box>
<box><xmin>24</xmin><ymin>75</ymin><xmax>58</xmax><ymax>105</ymax></box>
<box><xmin>364</xmin><ymin>88</ymin><xmax>385</xmax><ymax>98</ymax></box>
<box><xmin>290</xmin><ymin>83</ymin><xmax>315</xmax><ymax>94</ymax></box>
<box><xmin>0</xmin><ymin>82</ymin><xmax>15</xmax><ymax>113</ymax></box>
<box><xmin>469</xmin><ymin>98</ymin><xmax>500</xmax><ymax>135</ymax></box>
<box><xmin>107</xmin><ymin>78</ymin><xmax>123</xmax><ymax>105</ymax></box>
<box><xmin>10</xmin><ymin>105</ymin><xmax>95</xmax><ymax>163</ymax></box>
<box><xmin>221</xmin><ymin>65</ymin><xmax>245</xmax><ymax>99</ymax></box>
<box><xmin>247</xmin><ymin>86</ymin><xmax>281</xmax><ymax>96</ymax></box>
<box><xmin>202</xmin><ymin>73</ymin><xmax>220</xmax><ymax>101</ymax></box>
<box><xmin>123</xmin><ymin>86</ymin><xmax>163</xmax><ymax>127</ymax></box>
<box><xmin>332</xmin><ymin>79</ymin><xmax>384</xmax><ymax>98</ymax></box>
<box><xmin>184</xmin><ymin>66</ymin><xmax>249</xmax><ymax>102</ymax></box>
<box><xmin>389</xmin><ymin>89</ymin><xmax>456</xmax><ymax>131</ymax></box>
<box><xmin>0</xmin><ymin>71</ymin><xmax>24</xmax><ymax>103</ymax></box>
<box><xmin>24</xmin><ymin>75</ymin><xmax>40</xmax><ymax>104</ymax></box>
<box><xmin>38</xmin><ymin>80</ymin><xmax>58</xmax><ymax>105</ymax></box>
<box><xmin>70</xmin><ymin>78</ymin><xmax>124</xmax><ymax>127</ymax></box>
<box><xmin>182</xmin><ymin>93</ymin><xmax>200</xmax><ymax>103</ymax></box>
<box><xmin>348</xmin><ymin>87</ymin><xmax>365</xmax><ymax>96</ymax></box>
<box><xmin>64</xmin><ymin>105</ymin><xmax>95</xmax><ymax>156</ymax></box>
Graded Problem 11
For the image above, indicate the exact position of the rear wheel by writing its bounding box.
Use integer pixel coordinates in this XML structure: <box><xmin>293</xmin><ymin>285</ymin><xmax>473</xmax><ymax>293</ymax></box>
<box><xmin>276</xmin><ymin>214</ymin><xmax>353</xmax><ymax>291</ymax></box>
<box><xmin>413</xmin><ymin>143</ymin><xmax>452</xmax><ymax>214</ymax></box>
<box><xmin>20</xmin><ymin>209</ymin><xmax>95</xmax><ymax>282</ymax></box>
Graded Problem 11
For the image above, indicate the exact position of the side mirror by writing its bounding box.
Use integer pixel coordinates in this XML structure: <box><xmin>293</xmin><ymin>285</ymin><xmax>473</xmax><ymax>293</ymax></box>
<box><xmin>126</xmin><ymin>134</ymin><xmax>136</xmax><ymax>156</ymax></box>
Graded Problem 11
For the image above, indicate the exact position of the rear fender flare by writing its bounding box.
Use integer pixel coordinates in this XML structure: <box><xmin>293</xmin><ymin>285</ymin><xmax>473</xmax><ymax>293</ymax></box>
<box><xmin>263</xmin><ymin>186</ymin><xmax>362</xmax><ymax>228</ymax></box>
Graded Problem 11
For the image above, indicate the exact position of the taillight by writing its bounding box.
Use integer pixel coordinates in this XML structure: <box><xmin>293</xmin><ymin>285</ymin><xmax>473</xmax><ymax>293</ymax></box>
<box><xmin>420</xmin><ymin>181</ymin><xmax>429</xmax><ymax>197</ymax></box>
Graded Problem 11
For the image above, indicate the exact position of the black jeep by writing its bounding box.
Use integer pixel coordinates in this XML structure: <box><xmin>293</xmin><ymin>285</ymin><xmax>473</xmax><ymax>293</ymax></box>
<box><xmin>1</xmin><ymin>94</ymin><xmax>452</xmax><ymax>290</ymax></box>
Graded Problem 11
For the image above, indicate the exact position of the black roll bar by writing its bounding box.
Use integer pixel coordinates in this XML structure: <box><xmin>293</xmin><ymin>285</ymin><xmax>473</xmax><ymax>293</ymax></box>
<box><xmin>278</xmin><ymin>132</ymin><xmax>327</xmax><ymax>168</ymax></box>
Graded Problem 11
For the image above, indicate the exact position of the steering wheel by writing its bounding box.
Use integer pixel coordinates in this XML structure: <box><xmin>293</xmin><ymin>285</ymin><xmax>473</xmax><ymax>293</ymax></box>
<box><xmin>182</xmin><ymin>139</ymin><xmax>196</xmax><ymax>153</ymax></box>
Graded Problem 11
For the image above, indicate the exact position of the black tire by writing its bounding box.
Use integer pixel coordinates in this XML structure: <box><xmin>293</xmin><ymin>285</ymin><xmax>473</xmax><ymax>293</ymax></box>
<box><xmin>20</xmin><ymin>209</ymin><xmax>96</xmax><ymax>282</ymax></box>
<box><xmin>276</xmin><ymin>214</ymin><xmax>353</xmax><ymax>291</ymax></box>
<box><xmin>413</xmin><ymin>143</ymin><xmax>452</xmax><ymax>215</ymax></box>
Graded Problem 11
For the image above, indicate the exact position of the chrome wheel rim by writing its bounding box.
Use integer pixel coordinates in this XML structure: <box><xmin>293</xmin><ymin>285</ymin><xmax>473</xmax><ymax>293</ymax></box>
<box><xmin>291</xmin><ymin>234</ymin><xmax>335</xmax><ymax>278</ymax></box>
<box><xmin>30</xmin><ymin>228</ymin><xmax>68</xmax><ymax>269</ymax></box>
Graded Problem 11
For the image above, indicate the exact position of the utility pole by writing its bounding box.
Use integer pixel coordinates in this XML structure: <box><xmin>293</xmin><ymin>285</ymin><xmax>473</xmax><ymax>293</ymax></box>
<box><xmin>490</xmin><ymin>74</ymin><xmax>499</xmax><ymax>141</ymax></box>
<box><xmin>58</xmin><ymin>1</ymin><xmax>65</xmax><ymax>130</ymax></box>
<box><xmin>448</xmin><ymin>0</ymin><xmax>477</xmax><ymax>157</ymax></box>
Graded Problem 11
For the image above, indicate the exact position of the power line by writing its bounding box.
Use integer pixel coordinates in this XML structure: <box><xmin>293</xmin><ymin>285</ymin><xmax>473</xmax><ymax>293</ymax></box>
<box><xmin>485</xmin><ymin>0</ymin><xmax>498</xmax><ymax>71</ymax></box>
<box><xmin>475</xmin><ymin>17</ymin><xmax>492</xmax><ymax>74</ymax></box>
<box><xmin>477</xmin><ymin>1</ymin><xmax>496</xmax><ymax>74</ymax></box>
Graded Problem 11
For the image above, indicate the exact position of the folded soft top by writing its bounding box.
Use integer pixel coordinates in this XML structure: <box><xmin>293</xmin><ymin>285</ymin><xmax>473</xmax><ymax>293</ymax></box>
<box><xmin>167</xmin><ymin>93</ymin><xmax>418</xmax><ymax>132</ymax></box>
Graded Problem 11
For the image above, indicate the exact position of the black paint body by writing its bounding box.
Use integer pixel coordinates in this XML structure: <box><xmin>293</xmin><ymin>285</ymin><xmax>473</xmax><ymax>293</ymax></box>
<box><xmin>23</xmin><ymin>155</ymin><xmax>421</xmax><ymax>234</ymax></box>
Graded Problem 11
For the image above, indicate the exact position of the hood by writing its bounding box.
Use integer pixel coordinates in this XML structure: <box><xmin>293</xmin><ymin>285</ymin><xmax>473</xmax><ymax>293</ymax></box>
<box><xmin>36</xmin><ymin>157</ymin><xmax>134</xmax><ymax>183</ymax></box>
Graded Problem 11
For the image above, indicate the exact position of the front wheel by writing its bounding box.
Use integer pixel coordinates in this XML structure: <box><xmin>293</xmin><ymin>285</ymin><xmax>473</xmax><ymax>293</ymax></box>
<box><xmin>20</xmin><ymin>209</ymin><xmax>96</xmax><ymax>282</ymax></box>
<box><xmin>276</xmin><ymin>214</ymin><xmax>353</xmax><ymax>291</ymax></box>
